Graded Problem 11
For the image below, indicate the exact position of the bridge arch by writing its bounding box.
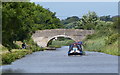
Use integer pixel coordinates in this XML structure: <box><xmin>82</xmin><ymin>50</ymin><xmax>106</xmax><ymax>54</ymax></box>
<box><xmin>32</xmin><ymin>29</ymin><xmax>94</xmax><ymax>47</ymax></box>
<box><xmin>46</xmin><ymin>35</ymin><xmax>76</xmax><ymax>47</ymax></box>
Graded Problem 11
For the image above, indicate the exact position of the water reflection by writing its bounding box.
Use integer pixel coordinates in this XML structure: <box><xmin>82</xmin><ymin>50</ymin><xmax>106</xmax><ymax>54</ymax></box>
<box><xmin>1</xmin><ymin>46</ymin><xmax>118</xmax><ymax>73</ymax></box>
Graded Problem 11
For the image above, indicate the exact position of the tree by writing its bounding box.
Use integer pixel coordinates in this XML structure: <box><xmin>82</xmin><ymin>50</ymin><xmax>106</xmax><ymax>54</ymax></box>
<box><xmin>61</xmin><ymin>16</ymin><xmax>79</xmax><ymax>25</ymax></box>
<box><xmin>75</xmin><ymin>11</ymin><xmax>99</xmax><ymax>29</ymax></box>
<box><xmin>2</xmin><ymin>2</ymin><xmax>62</xmax><ymax>51</ymax></box>
<box><xmin>100</xmin><ymin>15</ymin><xmax>112</xmax><ymax>21</ymax></box>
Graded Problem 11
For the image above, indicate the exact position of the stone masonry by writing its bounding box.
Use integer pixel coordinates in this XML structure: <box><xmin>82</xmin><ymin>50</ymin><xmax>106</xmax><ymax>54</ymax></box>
<box><xmin>32</xmin><ymin>29</ymin><xmax>94</xmax><ymax>47</ymax></box>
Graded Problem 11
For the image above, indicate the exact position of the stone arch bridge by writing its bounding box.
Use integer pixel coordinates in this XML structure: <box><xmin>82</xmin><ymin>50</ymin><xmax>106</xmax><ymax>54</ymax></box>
<box><xmin>32</xmin><ymin>29</ymin><xmax>94</xmax><ymax>47</ymax></box>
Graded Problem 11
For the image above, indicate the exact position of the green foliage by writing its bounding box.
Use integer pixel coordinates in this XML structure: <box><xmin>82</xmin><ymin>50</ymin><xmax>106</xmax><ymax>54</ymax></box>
<box><xmin>85</xmin><ymin>34</ymin><xmax>95</xmax><ymax>39</ymax></box>
<box><xmin>61</xmin><ymin>16</ymin><xmax>79</xmax><ymax>25</ymax></box>
<box><xmin>60</xmin><ymin>11</ymin><xmax>119</xmax><ymax>55</ymax></box>
<box><xmin>0</xmin><ymin>45</ymin><xmax>8</xmax><ymax>52</ymax></box>
<box><xmin>1</xmin><ymin>38</ymin><xmax>46</xmax><ymax>65</ymax></box>
<box><xmin>111</xmin><ymin>16</ymin><xmax>120</xmax><ymax>31</ymax></box>
<box><xmin>76</xmin><ymin>11</ymin><xmax>99</xmax><ymax>29</ymax></box>
<box><xmin>95</xmin><ymin>20</ymin><xmax>113</xmax><ymax>31</ymax></box>
<box><xmin>24</xmin><ymin>38</ymin><xmax>45</xmax><ymax>52</ymax></box>
<box><xmin>63</xmin><ymin>22</ymin><xmax>78</xmax><ymax>29</ymax></box>
<box><xmin>84</xmin><ymin>37</ymin><xmax>106</xmax><ymax>52</ymax></box>
<box><xmin>102</xmin><ymin>41</ymin><xmax>119</xmax><ymax>55</ymax></box>
<box><xmin>56</xmin><ymin>37</ymin><xmax>71</xmax><ymax>41</ymax></box>
<box><xmin>48</xmin><ymin>39</ymin><xmax>75</xmax><ymax>48</ymax></box>
<box><xmin>63</xmin><ymin>11</ymin><xmax>99</xmax><ymax>29</ymax></box>
<box><xmin>2</xmin><ymin>2</ymin><xmax>62</xmax><ymax>50</ymax></box>
<box><xmin>61</xmin><ymin>16</ymin><xmax>80</xmax><ymax>29</ymax></box>
<box><xmin>84</xmin><ymin>36</ymin><xmax>119</xmax><ymax>55</ymax></box>
<box><xmin>105</xmin><ymin>33</ymin><xmax>119</xmax><ymax>45</ymax></box>
<box><xmin>48</xmin><ymin>45</ymin><xmax>61</xmax><ymax>48</ymax></box>
<box><xmin>2</xmin><ymin>50</ymin><xmax>32</xmax><ymax>65</ymax></box>
<box><xmin>100</xmin><ymin>15</ymin><xmax>112</xmax><ymax>21</ymax></box>
<box><xmin>84</xmin><ymin>16</ymin><xmax>120</xmax><ymax>56</ymax></box>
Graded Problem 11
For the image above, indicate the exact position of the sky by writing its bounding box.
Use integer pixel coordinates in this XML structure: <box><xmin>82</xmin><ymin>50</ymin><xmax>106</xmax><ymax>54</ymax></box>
<box><xmin>34</xmin><ymin>2</ymin><xmax>118</xmax><ymax>20</ymax></box>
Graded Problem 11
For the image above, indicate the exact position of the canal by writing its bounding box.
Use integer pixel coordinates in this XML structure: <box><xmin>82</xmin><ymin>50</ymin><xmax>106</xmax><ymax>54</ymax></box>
<box><xmin>1</xmin><ymin>46</ymin><xmax>118</xmax><ymax>73</ymax></box>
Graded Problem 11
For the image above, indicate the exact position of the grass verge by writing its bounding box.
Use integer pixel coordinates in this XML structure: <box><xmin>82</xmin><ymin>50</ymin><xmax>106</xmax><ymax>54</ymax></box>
<box><xmin>84</xmin><ymin>35</ymin><xmax>119</xmax><ymax>56</ymax></box>
<box><xmin>1</xmin><ymin>39</ymin><xmax>46</xmax><ymax>65</ymax></box>
<box><xmin>1</xmin><ymin>49</ymin><xmax>32</xmax><ymax>65</ymax></box>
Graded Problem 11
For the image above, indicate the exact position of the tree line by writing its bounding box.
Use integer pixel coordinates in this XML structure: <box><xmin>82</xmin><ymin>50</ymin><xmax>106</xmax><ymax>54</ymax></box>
<box><xmin>61</xmin><ymin>11</ymin><xmax>119</xmax><ymax>30</ymax></box>
<box><xmin>2</xmin><ymin>2</ymin><xmax>119</xmax><ymax>51</ymax></box>
<box><xmin>61</xmin><ymin>11</ymin><xmax>119</xmax><ymax>46</ymax></box>
<box><xmin>2</xmin><ymin>2</ymin><xmax>62</xmax><ymax>50</ymax></box>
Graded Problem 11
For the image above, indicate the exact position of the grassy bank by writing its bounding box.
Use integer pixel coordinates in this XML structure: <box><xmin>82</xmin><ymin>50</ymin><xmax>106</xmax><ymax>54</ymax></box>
<box><xmin>0</xmin><ymin>45</ymin><xmax>8</xmax><ymax>52</ymax></box>
<box><xmin>84</xmin><ymin>33</ymin><xmax>119</xmax><ymax>56</ymax></box>
<box><xmin>1</xmin><ymin>39</ymin><xmax>46</xmax><ymax>65</ymax></box>
<box><xmin>1</xmin><ymin>48</ymin><xmax>45</xmax><ymax>65</ymax></box>
<box><xmin>1</xmin><ymin>39</ymin><xmax>74</xmax><ymax>65</ymax></box>
<box><xmin>1</xmin><ymin>49</ymin><xmax>32</xmax><ymax>65</ymax></box>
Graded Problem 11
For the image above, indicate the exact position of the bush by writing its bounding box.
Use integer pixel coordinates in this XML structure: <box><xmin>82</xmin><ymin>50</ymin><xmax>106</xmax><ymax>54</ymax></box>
<box><xmin>24</xmin><ymin>38</ymin><xmax>44</xmax><ymax>51</ymax></box>
<box><xmin>2</xmin><ymin>50</ymin><xmax>32</xmax><ymax>65</ymax></box>
<box><xmin>86</xmin><ymin>34</ymin><xmax>94</xmax><ymax>39</ymax></box>
<box><xmin>84</xmin><ymin>33</ymin><xmax>119</xmax><ymax>56</ymax></box>
<box><xmin>102</xmin><ymin>41</ymin><xmax>119</xmax><ymax>55</ymax></box>
<box><xmin>2</xmin><ymin>53</ymin><xmax>16</xmax><ymax>64</ymax></box>
<box><xmin>84</xmin><ymin>37</ymin><xmax>105</xmax><ymax>51</ymax></box>
<box><xmin>105</xmin><ymin>33</ymin><xmax>119</xmax><ymax>45</ymax></box>
<box><xmin>0</xmin><ymin>45</ymin><xmax>8</xmax><ymax>52</ymax></box>
<box><xmin>2</xmin><ymin>38</ymin><xmax>47</xmax><ymax>65</ymax></box>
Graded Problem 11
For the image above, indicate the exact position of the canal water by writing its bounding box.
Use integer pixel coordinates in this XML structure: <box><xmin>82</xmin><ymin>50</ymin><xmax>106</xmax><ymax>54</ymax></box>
<box><xmin>1</xmin><ymin>46</ymin><xmax>118</xmax><ymax>73</ymax></box>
